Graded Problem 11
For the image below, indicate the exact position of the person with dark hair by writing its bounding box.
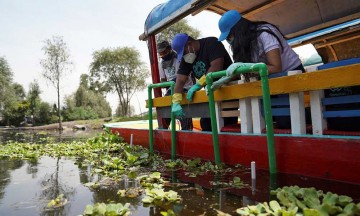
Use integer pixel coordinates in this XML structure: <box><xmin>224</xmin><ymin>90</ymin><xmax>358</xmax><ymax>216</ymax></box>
<box><xmin>171</xmin><ymin>33</ymin><xmax>238</xmax><ymax>131</ymax></box>
<box><xmin>157</xmin><ymin>40</ymin><xmax>193</xmax><ymax>130</ymax></box>
<box><xmin>218</xmin><ymin>10</ymin><xmax>304</xmax><ymax>81</ymax></box>
<box><xmin>216</xmin><ymin>10</ymin><xmax>306</xmax><ymax>129</ymax></box>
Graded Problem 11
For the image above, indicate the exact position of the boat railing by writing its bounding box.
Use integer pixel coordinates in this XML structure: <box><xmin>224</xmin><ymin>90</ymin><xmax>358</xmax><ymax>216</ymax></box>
<box><xmin>205</xmin><ymin>62</ymin><xmax>276</xmax><ymax>173</ymax></box>
<box><xmin>149</xmin><ymin>63</ymin><xmax>360</xmax><ymax>137</ymax></box>
<box><xmin>147</xmin><ymin>81</ymin><xmax>176</xmax><ymax>160</ymax></box>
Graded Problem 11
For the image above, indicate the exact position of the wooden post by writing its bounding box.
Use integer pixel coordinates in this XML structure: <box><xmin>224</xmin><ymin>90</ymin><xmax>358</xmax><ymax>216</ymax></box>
<box><xmin>238</xmin><ymin>80</ymin><xmax>253</xmax><ymax>133</ymax></box>
<box><xmin>307</xmin><ymin>66</ymin><xmax>327</xmax><ymax>135</ymax></box>
<box><xmin>250</xmin><ymin>77</ymin><xmax>265</xmax><ymax>133</ymax></box>
<box><xmin>288</xmin><ymin>70</ymin><xmax>306</xmax><ymax>134</ymax></box>
<box><xmin>215</xmin><ymin>102</ymin><xmax>224</xmax><ymax>133</ymax></box>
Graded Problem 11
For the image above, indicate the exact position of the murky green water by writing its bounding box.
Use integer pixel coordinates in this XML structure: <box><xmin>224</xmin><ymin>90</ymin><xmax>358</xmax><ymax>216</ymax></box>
<box><xmin>0</xmin><ymin>130</ymin><xmax>359</xmax><ymax>215</ymax></box>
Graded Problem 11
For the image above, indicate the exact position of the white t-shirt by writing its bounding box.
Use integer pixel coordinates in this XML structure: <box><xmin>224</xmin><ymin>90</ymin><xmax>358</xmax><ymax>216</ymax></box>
<box><xmin>252</xmin><ymin>24</ymin><xmax>301</xmax><ymax>72</ymax></box>
<box><xmin>159</xmin><ymin>57</ymin><xmax>193</xmax><ymax>90</ymax></box>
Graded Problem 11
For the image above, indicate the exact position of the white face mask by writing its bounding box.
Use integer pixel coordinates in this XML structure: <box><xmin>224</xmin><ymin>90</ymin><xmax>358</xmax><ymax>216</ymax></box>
<box><xmin>183</xmin><ymin>46</ymin><xmax>196</xmax><ymax>64</ymax></box>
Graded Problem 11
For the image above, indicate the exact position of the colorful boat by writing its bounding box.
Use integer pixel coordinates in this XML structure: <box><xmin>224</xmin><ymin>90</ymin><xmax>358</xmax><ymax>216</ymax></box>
<box><xmin>106</xmin><ymin>0</ymin><xmax>360</xmax><ymax>185</ymax></box>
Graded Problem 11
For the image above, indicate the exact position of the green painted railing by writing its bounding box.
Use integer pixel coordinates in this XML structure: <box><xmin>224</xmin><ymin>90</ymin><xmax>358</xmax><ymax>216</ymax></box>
<box><xmin>147</xmin><ymin>81</ymin><xmax>176</xmax><ymax>160</ymax></box>
<box><xmin>206</xmin><ymin>63</ymin><xmax>277</xmax><ymax>174</ymax></box>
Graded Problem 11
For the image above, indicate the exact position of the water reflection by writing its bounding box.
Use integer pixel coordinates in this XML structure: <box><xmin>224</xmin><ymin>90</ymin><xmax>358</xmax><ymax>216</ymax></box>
<box><xmin>0</xmin><ymin>129</ymin><xmax>102</xmax><ymax>143</ymax></box>
<box><xmin>0</xmin><ymin>156</ymin><xmax>359</xmax><ymax>215</ymax></box>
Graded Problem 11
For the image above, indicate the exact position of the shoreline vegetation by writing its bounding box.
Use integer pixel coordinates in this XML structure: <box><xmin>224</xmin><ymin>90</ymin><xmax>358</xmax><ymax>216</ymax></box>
<box><xmin>0</xmin><ymin>116</ymin><xmax>149</xmax><ymax>131</ymax></box>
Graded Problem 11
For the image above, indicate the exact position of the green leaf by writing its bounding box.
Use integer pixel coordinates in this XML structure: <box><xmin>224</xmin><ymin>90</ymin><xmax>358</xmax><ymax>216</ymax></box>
<box><xmin>150</xmin><ymin>172</ymin><xmax>161</xmax><ymax>179</ymax></box>
<box><xmin>84</xmin><ymin>205</ymin><xmax>94</xmax><ymax>215</ymax></box>
<box><xmin>269</xmin><ymin>200</ymin><xmax>282</xmax><ymax>213</ymax></box>
<box><xmin>95</xmin><ymin>203</ymin><xmax>107</xmax><ymax>215</ymax></box>
<box><xmin>322</xmin><ymin>192</ymin><xmax>338</xmax><ymax>206</ymax></box>
<box><xmin>236</xmin><ymin>207</ymin><xmax>251</xmax><ymax>215</ymax></box>
<box><xmin>337</xmin><ymin>195</ymin><xmax>353</xmax><ymax>207</ymax></box>
<box><xmin>142</xmin><ymin>196</ymin><xmax>154</xmax><ymax>204</ymax></box>
<box><xmin>303</xmin><ymin>208</ymin><xmax>321</xmax><ymax>216</ymax></box>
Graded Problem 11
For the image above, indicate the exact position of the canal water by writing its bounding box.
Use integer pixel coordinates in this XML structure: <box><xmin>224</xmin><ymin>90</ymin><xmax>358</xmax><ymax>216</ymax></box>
<box><xmin>0</xmin><ymin>130</ymin><xmax>359</xmax><ymax>215</ymax></box>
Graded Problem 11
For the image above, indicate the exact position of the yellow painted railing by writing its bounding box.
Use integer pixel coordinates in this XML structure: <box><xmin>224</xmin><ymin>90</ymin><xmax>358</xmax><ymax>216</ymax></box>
<box><xmin>147</xmin><ymin>64</ymin><xmax>360</xmax><ymax>108</ymax></box>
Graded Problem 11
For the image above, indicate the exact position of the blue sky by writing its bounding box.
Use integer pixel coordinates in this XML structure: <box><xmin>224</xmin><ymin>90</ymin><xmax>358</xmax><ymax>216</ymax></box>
<box><xmin>0</xmin><ymin>0</ymin><xmax>221</xmax><ymax>114</ymax></box>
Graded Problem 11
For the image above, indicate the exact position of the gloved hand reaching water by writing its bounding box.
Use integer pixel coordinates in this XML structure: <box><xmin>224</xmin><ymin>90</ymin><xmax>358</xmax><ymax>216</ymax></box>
<box><xmin>186</xmin><ymin>83</ymin><xmax>202</xmax><ymax>102</ymax></box>
<box><xmin>186</xmin><ymin>75</ymin><xmax>207</xmax><ymax>102</ymax></box>
<box><xmin>172</xmin><ymin>93</ymin><xmax>184</xmax><ymax>117</ymax></box>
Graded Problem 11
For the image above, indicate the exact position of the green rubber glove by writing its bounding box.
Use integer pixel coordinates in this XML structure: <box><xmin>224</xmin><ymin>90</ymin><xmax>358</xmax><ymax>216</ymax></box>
<box><xmin>186</xmin><ymin>83</ymin><xmax>202</xmax><ymax>102</ymax></box>
<box><xmin>171</xmin><ymin>103</ymin><xmax>184</xmax><ymax>117</ymax></box>
<box><xmin>226</xmin><ymin>62</ymin><xmax>254</xmax><ymax>76</ymax></box>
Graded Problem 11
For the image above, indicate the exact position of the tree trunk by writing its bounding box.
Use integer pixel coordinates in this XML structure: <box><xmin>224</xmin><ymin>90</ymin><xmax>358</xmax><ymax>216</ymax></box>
<box><xmin>57</xmin><ymin>83</ymin><xmax>62</xmax><ymax>130</ymax></box>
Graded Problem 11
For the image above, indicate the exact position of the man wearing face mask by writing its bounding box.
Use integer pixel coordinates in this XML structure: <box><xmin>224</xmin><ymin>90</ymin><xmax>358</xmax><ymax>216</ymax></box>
<box><xmin>171</xmin><ymin>34</ymin><xmax>238</xmax><ymax>131</ymax></box>
<box><xmin>157</xmin><ymin>40</ymin><xmax>193</xmax><ymax>130</ymax></box>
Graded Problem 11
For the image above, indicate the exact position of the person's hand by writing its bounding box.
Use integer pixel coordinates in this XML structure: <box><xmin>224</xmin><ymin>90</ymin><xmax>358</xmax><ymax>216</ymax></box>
<box><xmin>171</xmin><ymin>103</ymin><xmax>184</xmax><ymax>117</ymax></box>
<box><xmin>226</xmin><ymin>62</ymin><xmax>254</xmax><ymax>76</ymax></box>
<box><xmin>211</xmin><ymin>76</ymin><xmax>233</xmax><ymax>91</ymax></box>
<box><xmin>186</xmin><ymin>83</ymin><xmax>202</xmax><ymax>102</ymax></box>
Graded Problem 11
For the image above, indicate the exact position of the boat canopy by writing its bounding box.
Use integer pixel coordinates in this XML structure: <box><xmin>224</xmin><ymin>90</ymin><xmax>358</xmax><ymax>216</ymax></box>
<box><xmin>140</xmin><ymin>0</ymin><xmax>360</xmax><ymax>42</ymax></box>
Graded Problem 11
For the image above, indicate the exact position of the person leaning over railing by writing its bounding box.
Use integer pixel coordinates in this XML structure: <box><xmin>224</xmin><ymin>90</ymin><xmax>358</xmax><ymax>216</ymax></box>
<box><xmin>213</xmin><ymin>10</ymin><xmax>307</xmax><ymax>129</ymax></box>
<box><xmin>157</xmin><ymin>40</ymin><xmax>194</xmax><ymax>130</ymax></box>
<box><xmin>171</xmin><ymin>33</ymin><xmax>238</xmax><ymax>131</ymax></box>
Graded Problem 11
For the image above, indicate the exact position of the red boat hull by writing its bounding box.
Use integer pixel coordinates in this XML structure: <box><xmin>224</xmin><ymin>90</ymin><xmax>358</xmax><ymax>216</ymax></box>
<box><xmin>110</xmin><ymin>128</ymin><xmax>360</xmax><ymax>185</ymax></box>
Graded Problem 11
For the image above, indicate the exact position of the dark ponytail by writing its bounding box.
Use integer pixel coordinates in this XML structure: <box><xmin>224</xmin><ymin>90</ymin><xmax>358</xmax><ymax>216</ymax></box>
<box><xmin>231</xmin><ymin>18</ymin><xmax>284</xmax><ymax>63</ymax></box>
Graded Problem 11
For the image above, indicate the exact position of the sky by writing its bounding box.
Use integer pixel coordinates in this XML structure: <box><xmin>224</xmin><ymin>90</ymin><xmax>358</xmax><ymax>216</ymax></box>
<box><xmin>0</xmin><ymin>0</ymin><xmax>222</xmax><ymax>114</ymax></box>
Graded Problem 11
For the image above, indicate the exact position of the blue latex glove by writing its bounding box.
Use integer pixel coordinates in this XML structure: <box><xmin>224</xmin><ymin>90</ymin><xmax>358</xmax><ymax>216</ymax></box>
<box><xmin>226</xmin><ymin>62</ymin><xmax>254</xmax><ymax>76</ymax></box>
<box><xmin>171</xmin><ymin>103</ymin><xmax>184</xmax><ymax>117</ymax></box>
<box><xmin>186</xmin><ymin>83</ymin><xmax>202</xmax><ymax>102</ymax></box>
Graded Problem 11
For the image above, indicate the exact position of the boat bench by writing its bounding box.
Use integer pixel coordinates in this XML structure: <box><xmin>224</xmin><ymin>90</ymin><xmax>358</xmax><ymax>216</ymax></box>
<box><xmin>218</xmin><ymin>71</ymin><xmax>308</xmax><ymax>135</ymax></box>
<box><xmin>310</xmin><ymin>58</ymin><xmax>360</xmax><ymax>135</ymax></box>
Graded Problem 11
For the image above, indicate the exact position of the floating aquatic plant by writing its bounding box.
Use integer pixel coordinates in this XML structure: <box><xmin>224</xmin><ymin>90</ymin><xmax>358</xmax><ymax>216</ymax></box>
<box><xmin>236</xmin><ymin>186</ymin><xmax>360</xmax><ymax>215</ymax></box>
<box><xmin>160</xmin><ymin>209</ymin><xmax>176</xmax><ymax>216</ymax></box>
<box><xmin>117</xmin><ymin>187</ymin><xmax>143</xmax><ymax>198</ymax></box>
<box><xmin>82</xmin><ymin>203</ymin><xmax>130</xmax><ymax>216</ymax></box>
<box><xmin>47</xmin><ymin>194</ymin><xmax>68</xmax><ymax>209</ymax></box>
<box><xmin>210</xmin><ymin>176</ymin><xmax>248</xmax><ymax>189</ymax></box>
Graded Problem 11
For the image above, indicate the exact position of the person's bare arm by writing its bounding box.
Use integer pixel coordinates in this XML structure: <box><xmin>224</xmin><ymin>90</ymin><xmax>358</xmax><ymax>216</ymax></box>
<box><xmin>207</xmin><ymin>57</ymin><xmax>224</xmax><ymax>73</ymax></box>
<box><xmin>265</xmin><ymin>48</ymin><xmax>282</xmax><ymax>74</ymax></box>
<box><xmin>174</xmin><ymin>74</ymin><xmax>188</xmax><ymax>93</ymax></box>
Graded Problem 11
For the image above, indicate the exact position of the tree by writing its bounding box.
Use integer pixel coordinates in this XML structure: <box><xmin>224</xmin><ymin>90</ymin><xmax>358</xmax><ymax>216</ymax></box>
<box><xmin>40</xmin><ymin>36</ymin><xmax>72</xmax><ymax>130</ymax></box>
<box><xmin>0</xmin><ymin>56</ymin><xmax>13</xmax><ymax>115</ymax></box>
<box><xmin>27</xmin><ymin>80</ymin><xmax>41</xmax><ymax>124</ymax></box>
<box><xmin>12</xmin><ymin>83</ymin><xmax>26</xmax><ymax>101</ymax></box>
<box><xmin>156</xmin><ymin>19</ymin><xmax>201</xmax><ymax>43</ymax></box>
<box><xmin>116</xmin><ymin>103</ymin><xmax>135</xmax><ymax>117</ymax></box>
<box><xmin>90</xmin><ymin>47</ymin><xmax>148</xmax><ymax>117</ymax></box>
<box><xmin>38</xmin><ymin>101</ymin><xmax>56</xmax><ymax>125</ymax></box>
<box><xmin>63</xmin><ymin>74</ymin><xmax>112</xmax><ymax>120</ymax></box>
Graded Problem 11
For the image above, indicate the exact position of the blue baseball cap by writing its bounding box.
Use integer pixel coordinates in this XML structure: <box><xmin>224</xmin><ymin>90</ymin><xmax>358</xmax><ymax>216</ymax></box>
<box><xmin>171</xmin><ymin>33</ymin><xmax>189</xmax><ymax>61</ymax></box>
<box><xmin>218</xmin><ymin>10</ymin><xmax>241</xmax><ymax>41</ymax></box>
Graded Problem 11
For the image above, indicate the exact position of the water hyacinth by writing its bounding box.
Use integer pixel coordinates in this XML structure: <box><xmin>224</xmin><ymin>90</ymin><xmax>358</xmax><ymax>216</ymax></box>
<box><xmin>236</xmin><ymin>186</ymin><xmax>360</xmax><ymax>215</ymax></box>
<box><xmin>82</xmin><ymin>203</ymin><xmax>130</xmax><ymax>216</ymax></box>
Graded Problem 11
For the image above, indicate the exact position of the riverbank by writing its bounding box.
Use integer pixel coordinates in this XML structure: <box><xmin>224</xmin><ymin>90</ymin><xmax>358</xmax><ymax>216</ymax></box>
<box><xmin>0</xmin><ymin>116</ymin><xmax>149</xmax><ymax>131</ymax></box>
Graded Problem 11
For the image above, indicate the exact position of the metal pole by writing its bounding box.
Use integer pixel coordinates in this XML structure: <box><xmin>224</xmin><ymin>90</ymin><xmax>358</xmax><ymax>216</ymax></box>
<box><xmin>255</xmin><ymin>64</ymin><xmax>277</xmax><ymax>174</ymax></box>
<box><xmin>148</xmin><ymin>86</ymin><xmax>154</xmax><ymax>155</ymax></box>
<box><xmin>148</xmin><ymin>81</ymin><xmax>176</xmax><ymax>159</ymax></box>
<box><xmin>206</xmin><ymin>74</ymin><xmax>222</xmax><ymax>165</ymax></box>
<box><xmin>206</xmin><ymin>63</ymin><xmax>276</xmax><ymax>173</ymax></box>
<box><xmin>170</xmin><ymin>84</ymin><xmax>176</xmax><ymax>160</ymax></box>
